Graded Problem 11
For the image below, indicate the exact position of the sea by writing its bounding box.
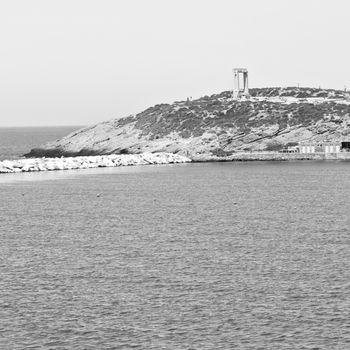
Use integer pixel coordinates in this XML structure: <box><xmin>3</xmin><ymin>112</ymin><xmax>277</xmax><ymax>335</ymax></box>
<box><xmin>0</xmin><ymin>126</ymin><xmax>81</xmax><ymax>161</ymax></box>
<box><xmin>0</xmin><ymin>127</ymin><xmax>349</xmax><ymax>349</ymax></box>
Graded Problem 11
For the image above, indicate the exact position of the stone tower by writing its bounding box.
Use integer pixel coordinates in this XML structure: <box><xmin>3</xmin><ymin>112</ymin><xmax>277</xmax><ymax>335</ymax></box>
<box><xmin>233</xmin><ymin>68</ymin><xmax>249</xmax><ymax>99</ymax></box>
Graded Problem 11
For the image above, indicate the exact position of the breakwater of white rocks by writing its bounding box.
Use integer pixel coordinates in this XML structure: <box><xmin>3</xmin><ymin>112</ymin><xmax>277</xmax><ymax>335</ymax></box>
<box><xmin>0</xmin><ymin>153</ymin><xmax>191</xmax><ymax>174</ymax></box>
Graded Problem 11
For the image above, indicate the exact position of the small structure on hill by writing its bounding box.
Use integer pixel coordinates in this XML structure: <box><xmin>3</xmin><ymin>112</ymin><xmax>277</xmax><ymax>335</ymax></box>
<box><xmin>233</xmin><ymin>68</ymin><xmax>250</xmax><ymax>100</ymax></box>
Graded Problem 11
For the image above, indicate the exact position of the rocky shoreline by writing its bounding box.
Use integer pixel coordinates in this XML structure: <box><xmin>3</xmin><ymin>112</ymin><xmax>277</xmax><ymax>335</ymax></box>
<box><xmin>2</xmin><ymin>150</ymin><xmax>349</xmax><ymax>174</ymax></box>
<box><xmin>0</xmin><ymin>153</ymin><xmax>191</xmax><ymax>174</ymax></box>
<box><xmin>191</xmin><ymin>152</ymin><xmax>350</xmax><ymax>162</ymax></box>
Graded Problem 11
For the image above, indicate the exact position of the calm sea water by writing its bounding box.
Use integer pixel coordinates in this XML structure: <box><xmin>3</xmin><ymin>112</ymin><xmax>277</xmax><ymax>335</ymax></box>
<box><xmin>0</xmin><ymin>126</ymin><xmax>81</xmax><ymax>160</ymax></box>
<box><xmin>0</xmin><ymin>160</ymin><xmax>349</xmax><ymax>349</ymax></box>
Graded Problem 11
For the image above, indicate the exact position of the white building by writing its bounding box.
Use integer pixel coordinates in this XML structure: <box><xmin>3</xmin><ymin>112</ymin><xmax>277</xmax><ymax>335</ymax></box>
<box><xmin>299</xmin><ymin>142</ymin><xmax>341</xmax><ymax>154</ymax></box>
<box><xmin>299</xmin><ymin>144</ymin><xmax>316</xmax><ymax>153</ymax></box>
<box><xmin>324</xmin><ymin>144</ymin><xmax>340</xmax><ymax>153</ymax></box>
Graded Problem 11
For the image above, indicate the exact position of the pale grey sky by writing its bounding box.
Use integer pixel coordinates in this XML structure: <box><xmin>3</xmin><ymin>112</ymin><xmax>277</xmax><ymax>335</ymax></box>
<box><xmin>0</xmin><ymin>0</ymin><xmax>349</xmax><ymax>126</ymax></box>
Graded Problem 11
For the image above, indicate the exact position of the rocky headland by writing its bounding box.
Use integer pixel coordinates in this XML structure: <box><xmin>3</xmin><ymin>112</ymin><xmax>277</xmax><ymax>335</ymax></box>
<box><xmin>25</xmin><ymin>87</ymin><xmax>350</xmax><ymax>161</ymax></box>
<box><xmin>0</xmin><ymin>153</ymin><xmax>191</xmax><ymax>174</ymax></box>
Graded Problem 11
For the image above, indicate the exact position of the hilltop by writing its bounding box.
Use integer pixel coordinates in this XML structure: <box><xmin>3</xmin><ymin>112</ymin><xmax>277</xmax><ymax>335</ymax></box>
<box><xmin>25</xmin><ymin>87</ymin><xmax>350</xmax><ymax>160</ymax></box>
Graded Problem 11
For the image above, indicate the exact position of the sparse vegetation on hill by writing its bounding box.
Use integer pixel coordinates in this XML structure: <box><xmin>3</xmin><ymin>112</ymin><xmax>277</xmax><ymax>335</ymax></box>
<box><xmin>26</xmin><ymin>87</ymin><xmax>350</xmax><ymax>159</ymax></box>
<box><xmin>249</xmin><ymin>87</ymin><xmax>348</xmax><ymax>99</ymax></box>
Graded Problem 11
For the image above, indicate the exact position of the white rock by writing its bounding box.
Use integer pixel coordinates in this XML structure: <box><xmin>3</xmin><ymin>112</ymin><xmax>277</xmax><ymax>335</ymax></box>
<box><xmin>0</xmin><ymin>153</ymin><xmax>191</xmax><ymax>175</ymax></box>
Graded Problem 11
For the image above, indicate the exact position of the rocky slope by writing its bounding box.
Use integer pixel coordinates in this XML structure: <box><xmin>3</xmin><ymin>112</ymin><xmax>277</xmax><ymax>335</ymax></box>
<box><xmin>25</xmin><ymin>87</ymin><xmax>350</xmax><ymax>160</ymax></box>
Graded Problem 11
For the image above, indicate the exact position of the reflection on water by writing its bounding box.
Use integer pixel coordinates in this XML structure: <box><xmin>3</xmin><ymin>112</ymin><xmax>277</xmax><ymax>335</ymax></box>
<box><xmin>1</xmin><ymin>162</ymin><xmax>349</xmax><ymax>349</ymax></box>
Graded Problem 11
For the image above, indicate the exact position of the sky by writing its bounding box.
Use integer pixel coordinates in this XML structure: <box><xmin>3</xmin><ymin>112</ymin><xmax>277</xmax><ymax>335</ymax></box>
<box><xmin>0</xmin><ymin>0</ymin><xmax>349</xmax><ymax>127</ymax></box>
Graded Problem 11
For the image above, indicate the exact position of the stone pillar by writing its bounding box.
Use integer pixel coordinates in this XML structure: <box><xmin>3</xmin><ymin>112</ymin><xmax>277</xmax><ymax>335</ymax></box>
<box><xmin>233</xmin><ymin>70</ymin><xmax>239</xmax><ymax>99</ymax></box>
<box><xmin>244</xmin><ymin>72</ymin><xmax>249</xmax><ymax>95</ymax></box>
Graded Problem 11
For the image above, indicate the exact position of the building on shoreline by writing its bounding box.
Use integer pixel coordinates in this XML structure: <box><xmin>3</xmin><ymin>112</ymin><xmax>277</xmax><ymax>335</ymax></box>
<box><xmin>299</xmin><ymin>141</ymin><xmax>350</xmax><ymax>154</ymax></box>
